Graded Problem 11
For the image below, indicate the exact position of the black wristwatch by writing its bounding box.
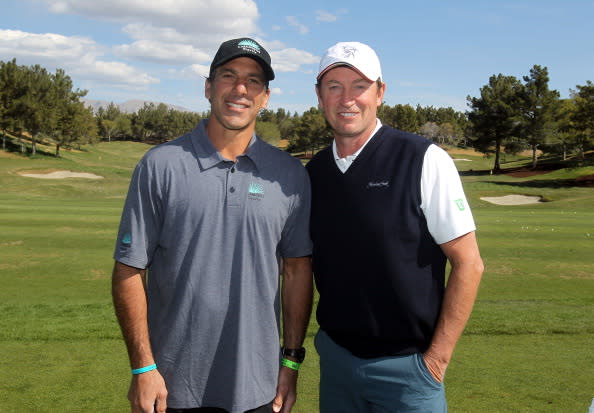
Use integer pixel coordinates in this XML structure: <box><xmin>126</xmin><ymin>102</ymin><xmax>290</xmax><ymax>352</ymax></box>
<box><xmin>281</xmin><ymin>347</ymin><xmax>306</xmax><ymax>363</ymax></box>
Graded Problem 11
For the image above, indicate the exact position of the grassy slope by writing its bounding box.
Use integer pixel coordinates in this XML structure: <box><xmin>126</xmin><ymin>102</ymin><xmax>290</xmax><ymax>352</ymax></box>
<box><xmin>1</xmin><ymin>143</ymin><xmax>593</xmax><ymax>412</ymax></box>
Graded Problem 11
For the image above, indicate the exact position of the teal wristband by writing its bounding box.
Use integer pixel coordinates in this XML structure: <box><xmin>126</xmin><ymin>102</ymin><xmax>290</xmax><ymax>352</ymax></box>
<box><xmin>281</xmin><ymin>358</ymin><xmax>301</xmax><ymax>371</ymax></box>
<box><xmin>131</xmin><ymin>364</ymin><xmax>157</xmax><ymax>375</ymax></box>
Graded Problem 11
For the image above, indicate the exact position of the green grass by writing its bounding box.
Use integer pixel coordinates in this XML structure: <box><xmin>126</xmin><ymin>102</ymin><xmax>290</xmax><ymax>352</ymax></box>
<box><xmin>1</xmin><ymin>143</ymin><xmax>593</xmax><ymax>412</ymax></box>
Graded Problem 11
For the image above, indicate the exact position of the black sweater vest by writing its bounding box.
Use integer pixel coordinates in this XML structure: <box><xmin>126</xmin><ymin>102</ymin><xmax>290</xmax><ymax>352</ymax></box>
<box><xmin>307</xmin><ymin>126</ymin><xmax>447</xmax><ymax>358</ymax></box>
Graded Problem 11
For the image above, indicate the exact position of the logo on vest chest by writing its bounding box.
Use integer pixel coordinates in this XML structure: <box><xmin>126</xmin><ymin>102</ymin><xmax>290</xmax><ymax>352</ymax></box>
<box><xmin>366</xmin><ymin>180</ymin><xmax>390</xmax><ymax>189</ymax></box>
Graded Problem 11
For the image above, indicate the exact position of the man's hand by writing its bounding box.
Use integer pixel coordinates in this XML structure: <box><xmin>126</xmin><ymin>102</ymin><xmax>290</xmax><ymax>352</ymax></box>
<box><xmin>422</xmin><ymin>351</ymin><xmax>447</xmax><ymax>383</ymax></box>
<box><xmin>128</xmin><ymin>370</ymin><xmax>168</xmax><ymax>413</ymax></box>
<box><xmin>423</xmin><ymin>231</ymin><xmax>484</xmax><ymax>384</ymax></box>
<box><xmin>272</xmin><ymin>366</ymin><xmax>298</xmax><ymax>413</ymax></box>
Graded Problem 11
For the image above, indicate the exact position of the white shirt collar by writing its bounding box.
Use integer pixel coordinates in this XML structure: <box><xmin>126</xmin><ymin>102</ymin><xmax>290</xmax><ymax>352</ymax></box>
<box><xmin>332</xmin><ymin>119</ymin><xmax>382</xmax><ymax>173</ymax></box>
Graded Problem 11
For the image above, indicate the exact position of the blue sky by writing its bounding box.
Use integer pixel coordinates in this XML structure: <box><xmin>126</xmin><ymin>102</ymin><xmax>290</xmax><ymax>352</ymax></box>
<box><xmin>1</xmin><ymin>0</ymin><xmax>593</xmax><ymax>114</ymax></box>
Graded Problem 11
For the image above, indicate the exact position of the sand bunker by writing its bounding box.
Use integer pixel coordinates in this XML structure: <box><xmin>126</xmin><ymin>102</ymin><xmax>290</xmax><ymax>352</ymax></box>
<box><xmin>480</xmin><ymin>194</ymin><xmax>542</xmax><ymax>205</ymax></box>
<box><xmin>20</xmin><ymin>170</ymin><xmax>104</xmax><ymax>179</ymax></box>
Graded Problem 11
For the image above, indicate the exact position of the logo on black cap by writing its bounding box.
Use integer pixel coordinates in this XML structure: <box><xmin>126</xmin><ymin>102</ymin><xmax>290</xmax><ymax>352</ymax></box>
<box><xmin>237</xmin><ymin>39</ymin><xmax>262</xmax><ymax>55</ymax></box>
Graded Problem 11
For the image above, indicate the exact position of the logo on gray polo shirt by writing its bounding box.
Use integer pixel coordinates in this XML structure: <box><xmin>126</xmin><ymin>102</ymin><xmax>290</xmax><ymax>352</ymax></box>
<box><xmin>248</xmin><ymin>182</ymin><xmax>264</xmax><ymax>200</ymax></box>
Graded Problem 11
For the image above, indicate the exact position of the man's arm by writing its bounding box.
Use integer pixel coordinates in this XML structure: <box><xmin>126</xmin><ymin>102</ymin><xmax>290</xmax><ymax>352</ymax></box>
<box><xmin>423</xmin><ymin>231</ymin><xmax>484</xmax><ymax>382</ymax></box>
<box><xmin>273</xmin><ymin>256</ymin><xmax>313</xmax><ymax>413</ymax></box>
<box><xmin>112</xmin><ymin>261</ymin><xmax>168</xmax><ymax>413</ymax></box>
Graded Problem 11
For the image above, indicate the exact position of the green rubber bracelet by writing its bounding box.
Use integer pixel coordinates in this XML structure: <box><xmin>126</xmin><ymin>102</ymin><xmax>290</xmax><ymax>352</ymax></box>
<box><xmin>281</xmin><ymin>358</ymin><xmax>301</xmax><ymax>371</ymax></box>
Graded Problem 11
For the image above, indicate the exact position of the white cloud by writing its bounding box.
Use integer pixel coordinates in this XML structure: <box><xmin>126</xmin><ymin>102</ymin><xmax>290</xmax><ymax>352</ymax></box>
<box><xmin>286</xmin><ymin>16</ymin><xmax>309</xmax><ymax>35</ymax></box>
<box><xmin>84</xmin><ymin>60</ymin><xmax>159</xmax><ymax>87</ymax></box>
<box><xmin>40</xmin><ymin>0</ymin><xmax>267</xmax><ymax>68</ymax></box>
<box><xmin>0</xmin><ymin>29</ymin><xmax>101</xmax><ymax>62</ymax></box>
<box><xmin>41</xmin><ymin>0</ymin><xmax>260</xmax><ymax>41</ymax></box>
<box><xmin>270</xmin><ymin>87</ymin><xmax>282</xmax><ymax>95</ymax></box>
<box><xmin>260</xmin><ymin>39</ymin><xmax>287</xmax><ymax>51</ymax></box>
<box><xmin>122</xmin><ymin>23</ymin><xmax>189</xmax><ymax>43</ymax></box>
<box><xmin>316</xmin><ymin>10</ymin><xmax>337</xmax><ymax>22</ymax></box>
<box><xmin>0</xmin><ymin>29</ymin><xmax>157</xmax><ymax>88</ymax></box>
<box><xmin>114</xmin><ymin>40</ymin><xmax>210</xmax><ymax>65</ymax></box>
<box><xmin>179</xmin><ymin>64</ymin><xmax>210</xmax><ymax>79</ymax></box>
<box><xmin>271</xmin><ymin>48</ymin><xmax>319</xmax><ymax>73</ymax></box>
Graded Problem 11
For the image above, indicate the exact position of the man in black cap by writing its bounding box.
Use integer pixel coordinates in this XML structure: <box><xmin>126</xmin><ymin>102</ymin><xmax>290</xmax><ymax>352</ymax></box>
<box><xmin>112</xmin><ymin>38</ymin><xmax>313</xmax><ymax>413</ymax></box>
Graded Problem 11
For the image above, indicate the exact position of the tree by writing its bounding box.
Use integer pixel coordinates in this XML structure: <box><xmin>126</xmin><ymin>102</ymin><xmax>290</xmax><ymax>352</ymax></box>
<box><xmin>552</xmin><ymin>99</ymin><xmax>578</xmax><ymax>160</ymax></box>
<box><xmin>277</xmin><ymin>112</ymin><xmax>296</xmax><ymax>141</ymax></box>
<box><xmin>21</xmin><ymin>64</ymin><xmax>55</xmax><ymax>155</ymax></box>
<box><xmin>518</xmin><ymin>65</ymin><xmax>560</xmax><ymax>168</ymax></box>
<box><xmin>48</xmin><ymin>69</ymin><xmax>93</xmax><ymax>156</ymax></box>
<box><xmin>0</xmin><ymin>60</ymin><xmax>91</xmax><ymax>155</ymax></box>
<box><xmin>467</xmin><ymin>74</ymin><xmax>524</xmax><ymax>173</ymax></box>
<box><xmin>394</xmin><ymin>104</ymin><xmax>419</xmax><ymax>133</ymax></box>
<box><xmin>97</xmin><ymin>103</ymin><xmax>128</xmax><ymax>142</ymax></box>
<box><xmin>131</xmin><ymin>103</ymin><xmax>155</xmax><ymax>142</ymax></box>
<box><xmin>378</xmin><ymin>104</ymin><xmax>419</xmax><ymax>133</ymax></box>
<box><xmin>256</xmin><ymin>121</ymin><xmax>281</xmax><ymax>146</ymax></box>
<box><xmin>438</xmin><ymin>122</ymin><xmax>457</xmax><ymax>145</ymax></box>
<box><xmin>415</xmin><ymin>104</ymin><xmax>470</xmax><ymax>147</ymax></box>
<box><xmin>571</xmin><ymin>81</ymin><xmax>594</xmax><ymax>159</ymax></box>
<box><xmin>131</xmin><ymin>102</ymin><xmax>172</xmax><ymax>142</ymax></box>
<box><xmin>258</xmin><ymin>109</ymin><xmax>277</xmax><ymax>123</ymax></box>
<box><xmin>53</xmin><ymin>101</ymin><xmax>97</xmax><ymax>156</ymax></box>
<box><xmin>419</xmin><ymin>122</ymin><xmax>440</xmax><ymax>141</ymax></box>
<box><xmin>0</xmin><ymin>59</ymin><xmax>26</xmax><ymax>149</ymax></box>
<box><xmin>287</xmin><ymin>107</ymin><xmax>331</xmax><ymax>156</ymax></box>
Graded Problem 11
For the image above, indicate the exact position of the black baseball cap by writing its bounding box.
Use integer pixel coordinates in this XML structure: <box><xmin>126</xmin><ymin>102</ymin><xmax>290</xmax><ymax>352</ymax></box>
<box><xmin>209</xmin><ymin>38</ymin><xmax>275</xmax><ymax>81</ymax></box>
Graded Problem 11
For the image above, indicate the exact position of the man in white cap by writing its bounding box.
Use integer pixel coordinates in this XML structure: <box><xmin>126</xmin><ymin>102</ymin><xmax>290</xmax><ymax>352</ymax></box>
<box><xmin>306</xmin><ymin>41</ymin><xmax>484</xmax><ymax>412</ymax></box>
<box><xmin>112</xmin><ymin>37</ymin><xmax>313</xmax><ymax>413</ymax></box>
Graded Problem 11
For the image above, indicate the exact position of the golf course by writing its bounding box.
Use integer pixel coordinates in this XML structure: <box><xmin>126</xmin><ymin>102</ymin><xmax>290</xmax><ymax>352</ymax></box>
<box><xmin>1</xmin><ymin>140</ymin><xmax>593</xmax><ymax>412</ymax></box>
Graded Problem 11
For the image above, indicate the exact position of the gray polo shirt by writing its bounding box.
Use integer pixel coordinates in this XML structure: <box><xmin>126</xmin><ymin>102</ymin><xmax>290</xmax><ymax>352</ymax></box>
<box><xmin>114</xmin><ymin>120</ymin><xmax>312</xmax><ymax>412</ymax></box>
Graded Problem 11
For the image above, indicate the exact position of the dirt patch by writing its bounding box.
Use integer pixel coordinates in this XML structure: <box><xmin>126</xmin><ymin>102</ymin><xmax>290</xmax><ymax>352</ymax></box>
<box><xmin>575</xmin><ymin>174</ymin><xmax>594</xmax><ymax>187</ymax></box>
<box><xmin>503</xmin><ymin>169</ymin><xmax>594</xmax><ymax>187</ymax></box>
<box><xmin>0</xmin><ymin>150</ymin><xmax>20</xmax><ymax>159</ymax></box>
<box><xmin>19</xmin><ymin>170</ymin><xmax>104</xmax><ymax>179</ymax></box>
<box><xmin>480</xmin><ymin>195</ymin><xmax>542</xmax><ymax>205</ymax></box>
<box><xmin>505</xmin><ymin>169</ymin><xmax>551</xmax><ymax>178</ymax></box>
<box><xmin>445</xmin><ymin>147</ymin><xmax>482</xmax><ymax>156</ymax></box>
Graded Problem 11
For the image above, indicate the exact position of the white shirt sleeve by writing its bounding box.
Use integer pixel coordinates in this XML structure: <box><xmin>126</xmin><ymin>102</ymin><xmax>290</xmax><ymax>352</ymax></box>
<box><xmin>420</xmin><ymin>145</ymin><xmax>476</xmax><ymax>245</ymax></box>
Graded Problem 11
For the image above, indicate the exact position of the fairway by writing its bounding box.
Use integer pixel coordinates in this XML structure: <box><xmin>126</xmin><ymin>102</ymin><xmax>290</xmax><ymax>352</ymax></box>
<box><xmin>1</xmin><ymin>143</ymin><xmax>593</xmax><ymax>412</ymax></box>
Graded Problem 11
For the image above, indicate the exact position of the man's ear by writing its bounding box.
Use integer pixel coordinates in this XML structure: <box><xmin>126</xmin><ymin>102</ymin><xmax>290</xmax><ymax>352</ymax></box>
<box><xmin>204</xmin><ymin>78</ymin><xmax>212</xmax><ymax>101</ymax></box>
<box><xmin>315</xmin><ymin>85</ymin><xmax>324</xmax><ymax>110</ymax></box>
<box><xmin>260</xmin><ymin>88</ymin><xmax>271</xmax><ymax>110</ymax></box>
<box><xmin>376</xmin><ymin>82</ymin><xmax>386</xmax><ymax>106</ymax></box>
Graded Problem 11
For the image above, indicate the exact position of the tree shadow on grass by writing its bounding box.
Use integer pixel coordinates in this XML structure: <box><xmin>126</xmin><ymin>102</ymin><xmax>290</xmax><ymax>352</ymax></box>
<box><xmin>2</xmin><ymin>136</ymin><xmax>56</xmax><ymax>158</ymax></box>
<box><xmin>483</xmin><ymin>175</ymin><xmax>594</xmax><ymax>189</ymax></box>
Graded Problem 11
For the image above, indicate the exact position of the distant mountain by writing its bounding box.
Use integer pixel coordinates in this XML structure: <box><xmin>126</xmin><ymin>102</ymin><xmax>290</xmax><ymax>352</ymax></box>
<box><xmin>83</xmin><ymin>98</ymin><xmax>194</xmax><ymax>114</ymax></box>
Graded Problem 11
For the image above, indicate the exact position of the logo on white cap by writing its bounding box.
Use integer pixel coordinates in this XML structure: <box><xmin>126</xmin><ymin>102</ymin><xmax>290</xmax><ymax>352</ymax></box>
<box><xmin>317</xmin><ymin>41</ymin><xmax>382</xmax><ymax>82</ymax></box>
<box><xmin>340</xmin><ymin>45</ymin><xmax>357</xmax><ymax>59</ymax></box>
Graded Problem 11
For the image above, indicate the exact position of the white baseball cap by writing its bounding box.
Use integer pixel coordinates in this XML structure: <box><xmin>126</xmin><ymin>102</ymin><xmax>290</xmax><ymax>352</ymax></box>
<box><xmin>317</xmin><ymin>41</ymin><xmax>382</xmax><ymax>82</ymax></box>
